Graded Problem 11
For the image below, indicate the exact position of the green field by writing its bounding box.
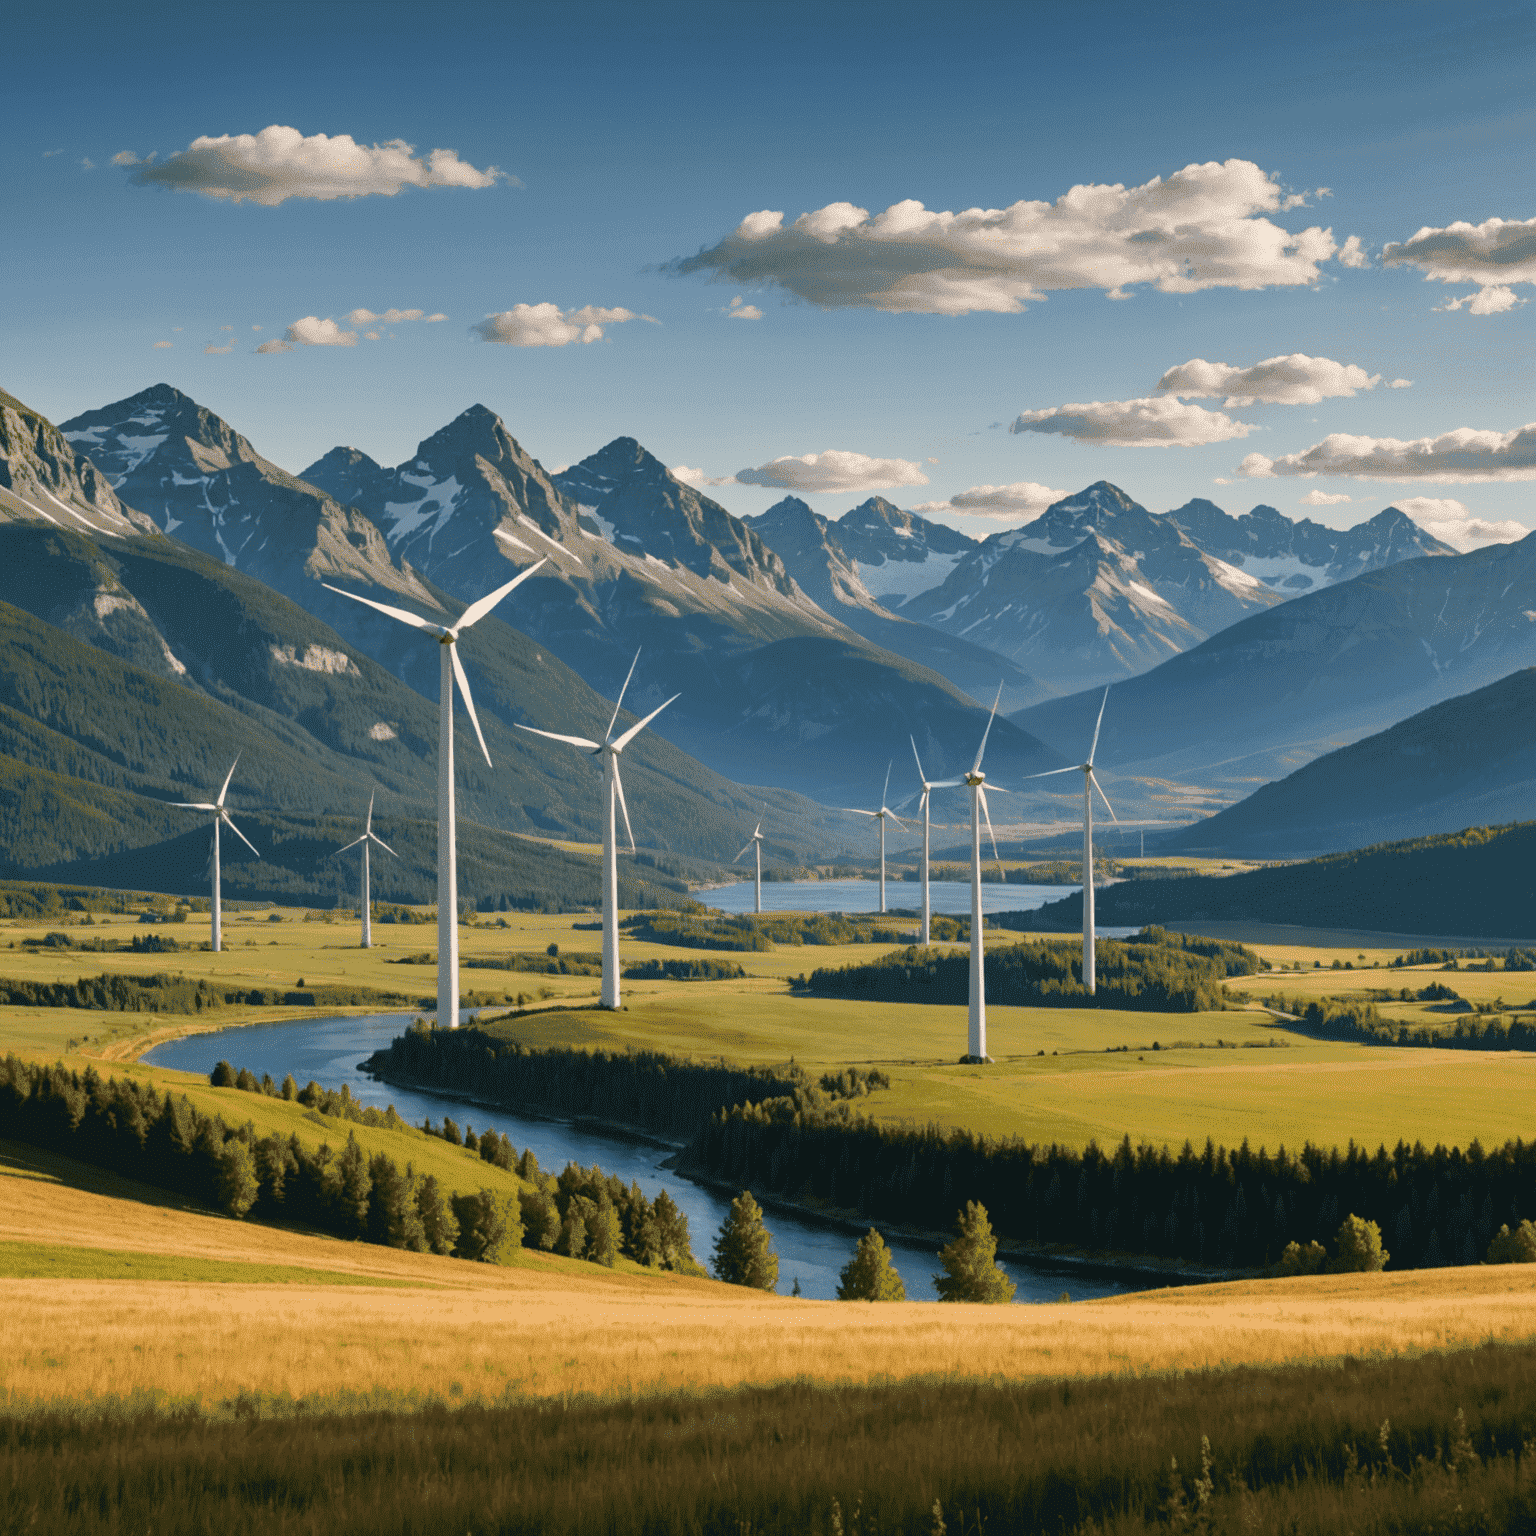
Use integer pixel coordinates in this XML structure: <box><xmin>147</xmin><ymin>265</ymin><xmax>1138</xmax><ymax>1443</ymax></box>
<box><xmin>0</xmin><ymin>1238</ymin><xmax>423</xmax><ymax>1286</ymax></box>
<box><xmin>5</xmin><ymin>901</ymin><xmax>1534</xmax><ymax>1157</ymax></box>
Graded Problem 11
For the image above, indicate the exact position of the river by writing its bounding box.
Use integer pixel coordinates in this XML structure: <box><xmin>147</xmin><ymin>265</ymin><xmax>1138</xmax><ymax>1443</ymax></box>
<box><xmin>145</xmin><ymin>1013</ymin><xmax>1140</xmax><ymax>1304</ymax></box>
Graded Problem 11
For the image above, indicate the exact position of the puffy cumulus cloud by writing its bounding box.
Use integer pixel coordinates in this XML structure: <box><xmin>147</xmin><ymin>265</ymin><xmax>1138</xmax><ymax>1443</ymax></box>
<box><xmin>726</xmin><ymin>295</ymin><xmax>763</xmax><ymax>320</ymax></box>
<box><xmin>471</xmin><ymin>303</ymin><xmax>657</xmax><ymax>347</ymax></box>
<box><xmin>346</xmin><ymin>307</ymin><xmax>429</xmax><ymax>325</ymax></box>
<box><xmin>1155</xmin><ymin>353</ymin><xmax>1383</xmax><ymax>406</ymax></box>
<box><xmin>1388</xmin><ymin>378</ymin><xmax>1413</xmax><ymax>389</ymax></box>
<box><xmin>670</xmin><ymin>465</ymin><xmax>735</xmax><ymax>488</ymax></box>
<box><xmin>111</xmin><ymin>150</ymin><xmax>147</xmax><ymax>167</ymax></box>
<box><xmin>734</xmin><ymin>450</ymin><xmax>930</xmax><ymax>494</ymax></box>
<box><xmin>255</xmin><ymin>338</ymin><xmax>291</xmax><ymax>354</ymax></box>
<box><xmin>131</xmin><ymin>125</ymin><xmax>503</xmax><ymax>205</ymax></box>
<box><xmin>672</xmin><ymin>160</ymin><xmax>1338</xmax><ymax>315</ymax></box>
<box><xmin>1390</xmin><ymin>496</ymin><xmax>1530</xmax><ymax>552</ymax></box>
<box><xmin>1299</xmin><ymin>490</ymin><xmax>1351</xmax><ymax>505</ymax></box>
<box><xmin>257</xmin><ymin>316</ymin><xmax>358</xmax><ymax>353</ymax></box>
<box><xmin>914</xmin><ymin>480</ymin><xmax>1068</xmax><ymax>520</ymax></box>
<box><xmin>1338</xmin><ymin>234</ymin><xmax>1369</xmax><ymax>268</ymax></box>
<box><xmin>1011</xmin><ymin>396</ymin><xmax>1255</xmax><ymax>447</ymax></box>
<box><xmin>1238</xmin><ymin>422</ymin><xmax>1536</xmax><ymax>483</ymax></box>
<box><xmin>1382</xmin><ymin>216</ymin><xmax>1536</xmax><ymax>313</ymax></box>
<box><xmin>204</xmin><ymin>342</ymin><xmax>235</xmax><ymax>355</ymax></box>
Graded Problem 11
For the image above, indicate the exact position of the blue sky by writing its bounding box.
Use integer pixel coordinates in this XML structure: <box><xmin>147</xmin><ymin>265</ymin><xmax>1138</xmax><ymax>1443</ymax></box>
<box><xmin>6</xmin><ymin>0</ymin><xmax>1533</xmax><ymax>547</ymax></box>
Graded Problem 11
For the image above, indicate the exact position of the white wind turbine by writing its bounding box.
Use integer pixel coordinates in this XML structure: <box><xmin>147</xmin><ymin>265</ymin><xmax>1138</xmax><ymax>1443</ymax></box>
<box><xmin>843</xmin><ymin>764</ymin><xmax>907</xmax><ymax>915</ymax></box>
<box><xmin>335</xmin><ymin>790</ymin><xmax>397</xmax><ymax>949</ymax></box>
<box><xmin>171</xmin><ymin>756</ymin><xmax>260</xmax><ymax>953</ymax></box>
<box><xmin>516</xmin><ymin>649</ymin><xmax>679</xmax><ymax>1009</ymax></box>
<box><xmin>958</xmin><ymin>685</ymin><xmax>1009</xmax><ymax>1062</ymax></box>
<box><xmin>1020</xmin><ymin>687</ymin><xmax>1118</xmax><ymax>995</ymax></box>
<box><xmin>909</xmin><ymin>737</ymin><xmax>963</xmax><ymax>945</ymax></box>
<box><xmin>733</xmin><ymin>806</ymin><xmax>768</xmax><ymax>915</ymax></box>
<box><xmin>323</xmin><ymin>562</ymin><xmax>546</xmax><ymax>1025</ymax></box>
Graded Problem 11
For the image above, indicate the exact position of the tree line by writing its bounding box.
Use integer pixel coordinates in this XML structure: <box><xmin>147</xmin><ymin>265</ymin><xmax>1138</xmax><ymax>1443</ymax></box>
<box><xmin>797</xmin><ymin>930</ymin><xmax>1258</xmax><ymax>1013</ymax></box>
<box><xmin>678</xmin><ymin>1092</ymin><xmax>1536</xmax><ymax>1272</ymax></box>
<box><xmin>0</xmin><ymin>970</ymin><xmax>425</xmax><ymax>1014</ymax></box>
<box><xmin>1265</xmin><ymin>992</ymin><xmax>1536</xmax><ymax>1051</ymax></box>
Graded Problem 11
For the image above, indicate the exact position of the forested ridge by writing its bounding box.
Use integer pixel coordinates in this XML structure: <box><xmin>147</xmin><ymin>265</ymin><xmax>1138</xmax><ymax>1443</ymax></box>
<box><xmin>680</xmin><ymin>1096</ymin><xmax>1536</xmax><ymax>1272</ymax></box>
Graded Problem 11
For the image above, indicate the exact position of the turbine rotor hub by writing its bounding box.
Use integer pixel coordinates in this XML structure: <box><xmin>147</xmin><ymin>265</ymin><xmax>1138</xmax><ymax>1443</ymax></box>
<box><xmin>965</xmin><ymin>771</ymin><xmax>985</xmax><ymax>787</ymax></box>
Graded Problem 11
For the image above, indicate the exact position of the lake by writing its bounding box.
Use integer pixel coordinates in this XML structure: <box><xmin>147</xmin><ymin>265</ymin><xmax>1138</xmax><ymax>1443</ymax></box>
<box><xmin>145</xmin><ymin>1013</ymin><xmax>1139</xmax><ymax>1305</ymax></box>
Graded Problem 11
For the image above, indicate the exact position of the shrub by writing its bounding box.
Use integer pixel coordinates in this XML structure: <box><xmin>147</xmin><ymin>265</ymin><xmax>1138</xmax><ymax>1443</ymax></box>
<box><xmin>452</xmin><ymin>1188</ymin><xmax>523</xmax><ymax>1264</ymax></box>
<box><xmin>1330</xmin><ymin>1214</ymin><xmax>1389</xmax><ymax>1273</ymax></box>
<box><xmin>1277</xmin><ymin>1239</ymin><xmax>1326</xmax><ymax>1276</ymax></box>
<box><xmin>1487</xmin><ymin>1219</ymin><xmax>1536</xmax><ymax>1264</ymax></box>
<box><xmin>215</xmin><ymin>1139</ymin><xmax>258</xmax><ymax>1219</ymax></box>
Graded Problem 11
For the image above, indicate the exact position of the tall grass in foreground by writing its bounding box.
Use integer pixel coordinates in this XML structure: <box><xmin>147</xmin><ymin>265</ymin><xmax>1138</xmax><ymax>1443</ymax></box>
<box><xmin>6</xmin><ymin>1343</ymin><xmax>1536</xmax><ymax>1533</ymax></box>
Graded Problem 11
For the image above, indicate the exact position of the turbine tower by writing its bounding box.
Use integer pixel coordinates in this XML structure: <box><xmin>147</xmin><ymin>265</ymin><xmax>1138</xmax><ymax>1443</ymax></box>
<box><xmin>909</xmin><ymin>737</ymin><xmax>962</xmax><ymax>945</ymax></box>
<box><xmin>733</xmin><ymin>806</ymin><xmax>768</xmax><ymax>915</ymax></box>
<box><xmin>960</xmin><ymin>686</ymin><xmax>1008</xmax><ymax>1062</ymax></box>
<box><xmin>335</xmin><ymin>790</ymin><xmax>397</xmax><ymax>949</ymax></box>
<box><xmin>1021</xmin><ymin>687</ymin><xmax>1118</xmax><ymax>994</ymax></box>
<box><xmin>323</xmin><ymin>562</ymin><xmax>546</xmax><ymax>1025</ymax></box>
<box><xmin>516</xmin><ymin>649</ymin><xmax>679</xmax><ymax>1009</ymax></box>
<box><xmin>171</xmin><ymin>756</ymin><xmax>259</xmax><ymax>953</ymax></box>
<box><xmin>843</xmin><ymin>764</ymin><xmax>907</xmax><ymax>914</ymax></box>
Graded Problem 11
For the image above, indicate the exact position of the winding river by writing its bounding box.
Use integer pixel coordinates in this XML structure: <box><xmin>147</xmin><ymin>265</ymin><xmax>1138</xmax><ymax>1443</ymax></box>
<box><xmin>146</xmin><ymin>1013</ymin><xmax>1141</xmax><ymax>1304</ymax></box>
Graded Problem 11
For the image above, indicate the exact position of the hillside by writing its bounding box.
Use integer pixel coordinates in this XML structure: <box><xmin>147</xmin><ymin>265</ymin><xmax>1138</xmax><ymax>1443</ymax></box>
<box><xmin>1161</xmin><ymin>668</ymin><xmax>1536</xmax><ymax>856</ymax></box>
<box><xmin>1025</xmin><ymin>822</ymin><xmax>1536</xmax><ymax>940</ymax></box>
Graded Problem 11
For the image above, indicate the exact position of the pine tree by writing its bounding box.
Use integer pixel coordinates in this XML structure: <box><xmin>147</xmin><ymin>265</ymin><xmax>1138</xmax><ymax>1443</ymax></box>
<box><xmin>215</xmin><ymin>1137</ymin><xmax>257</xmax><ymax>1218</ymax></box>
<box><xmin>934</xmin><ymin>1201</ymin><xmax>1016</xmax><ymax>1303</ymax></box>
<box><xmin>712</xmin><ymin>1190</ymin><xmax>779</xmax><ymax>1290</ymax></box>
<box><xmin>651</xmin><ymin>1189</ymin><xmax>697</xmax><ymax>1272</ymax></box>
<box><xmin>415</xmin><ymin>1174</ymin><xmax>459</xmax><ymax>1255</ymax></box>
<box><xmin>838</xmin><ymin>1228</ymin><xmax>906</xmax><ymax>1301</ymax></box>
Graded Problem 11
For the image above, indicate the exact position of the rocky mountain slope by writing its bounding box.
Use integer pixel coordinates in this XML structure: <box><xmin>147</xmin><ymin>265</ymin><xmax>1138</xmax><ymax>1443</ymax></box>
<box><xmin>749</xmin><ymin>495</ymin><xmax>1049</xmax><ymax>712</ymax></box>
<box><xmin>902</xmin><ymin>482</ymin><xmax>1284</xmax><ymax>692</ymax></box>
<box><xmin>1165</xmin><ymin>500</ymin><xmax>1456</xmax><ymax>591</ymax></box>
<box><xmin>1012</xmin><ymin>531</ymin><xmax>1536</xmax><ymax>823</ymax></box>
<box><xmin>830</xmin><ymin>497</ymin><xmax>978</xmax><ymax>607</ymax></box>
<box><xmin>1159</xmin><ymin>667</ymin><xmax>1536</xmax><ymax>857</ymax></box>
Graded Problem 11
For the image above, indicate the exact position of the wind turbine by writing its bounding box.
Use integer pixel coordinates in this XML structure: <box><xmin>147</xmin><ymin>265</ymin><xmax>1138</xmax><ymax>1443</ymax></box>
<box><xmin>516</xmin><ymin>649</ymin><xmax>679</xmax><ymax>1009</ymax></box>
<box><xmin>322</xmin><ymin>563</ymin><xmax>546</xmax><ymax>1025</ymax></box>
<box><xmin>335</xmin><ymin>790</ymin><xmax>397</xmax><ymax>949</ymax></box>
<box><xmin>843</xmin><ymin>764</ymin><xmax>907</xmax><ymax>914</ymax></box>
<box><xmin>170</xmin><ymin>756</ymin><xmax>259</xmax><ymax>953</ymax></box>
<box><xmin>1020</xmin><ymin>687</ymin><xmax>1118</xmax><ymax>995</ymax></box>
<box><xmin>959</xmin><ymin>685</ymin><xmax>1008</xmax><ymax>1062</ymax></box>
<box><xmin>733</xmin><ymin>806</ymin><xmax>768</xmax><ymax>915</ymax></box>
<box><xmin>909</xmin><ymin>738</ymin><xmax>963</xmax><ymax>945</ymax></box>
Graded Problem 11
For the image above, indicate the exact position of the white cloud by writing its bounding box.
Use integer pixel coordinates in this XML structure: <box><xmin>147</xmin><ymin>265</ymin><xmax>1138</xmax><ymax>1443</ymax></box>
<box><xmin>204</xmin><ymin>342</ymin><xmax>235</xmax><ymax>355</ymax></box>
<box><xmin>80</xmin><ymin>158</ymin><xmax>95</xmax><ymax>170</ymax></box>
<box><xmin>254</xmin><ymin>339</ymin><xmax>291</xmax><ymax>354</ymax></box>
<box><xmin>131</xmin><ymin>125</ymin><xmax>503</xmax><ymax>205</ymax></box>
<box><xmin>1238</xmin><ymin>422</ymin><xmax>1536</xmax><ymax>483</ymax></box>
<box><xmin>670</xmin><ymin>465</ymin><xmax>736</xmax><ymax>488</ymax></box>
<box><xmin>111</xmin><ymin>150</ymin><xmax>145</xmax><ymax>167</ymax></box>
<box><xmin>1298</xmin><ymin>490</ymin><xmax>1351</xmax><ymax>505</ymax></box>
<box><xmin>346</xmin><ymin>307</ymin><xmax>429</xmax><ymax>324</ymax></box>
<box><xmin>471</xmin><ymin>303</ymin><xmax>657</xmax><ymax>347</ymax></box>
<box><xmin>914</xmin><ymin>481</ymin><xmax>1067</xmax><ymax>520</ymax></box>
<box><xmin>1436</xmin><ymin>285</ymin><xmax>1523</xmax><ymax>315</ymax></box>
<box><xmin>363</xmin><ymin>331</ymin><xmax>381</xmax><ymax>341</ymax></box>
<box><xmin>258</xmin><ymin>316</ymin><xmax>357</xmax><ymax>353</ymax></box>
<box><xmin>1382</xmin><ymin>216</ymin><xmax>1536</xmax><ymax>313</ymax></box>
<box><xmin>1390</xmin><ymin>496</ymin><xmax>1530</xmax><ymax>552</ymax></box>
<box><xmin>1155</xmin><ymin>352</ymin><xmax>1382</xmax><ymax>406</ymax></box>
<box><xmin>734</xmin><ymin>450</ymin><xmax>930</xmax><ymax>494</ymax></box>
<box><xmin>1012</xmin><ymin>396</ymin><xmax>1255</xmax><ymax>447</ymax></box>
<box><xmin>152</xmin><ymin>340</ymin><xmax>173</xmax><ymax>350</ymax></box>
<box><xmin>425</xmin><ymin>313</ymin><xmax>448</xmax><ymax>322</ymax></box>
<box><xmin>1337</xmin><ymin>234</ymin><xmax>1369</xmax><ymax>268</ymax></box>
<box><xmin>1388</xmin><ymin>378</ymin><xmax>1413</xmax><ymax>389</ymax></box>
<box><xmin>726</xmin><ymin>295</ymin><xmax>763</xmax><ymax>320</ymax></box>
<box><xmin>673</xmin><ymin>159</ymin><xmax>1339</xmax><ymax>315</ymax></box>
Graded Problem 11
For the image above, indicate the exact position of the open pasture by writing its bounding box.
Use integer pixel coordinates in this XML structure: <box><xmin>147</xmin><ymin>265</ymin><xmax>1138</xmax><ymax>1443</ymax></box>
<box><xmin>4</xmin><ymin>1138</ymin><xmax>1536</xmax><ymax>1412</ymax></box>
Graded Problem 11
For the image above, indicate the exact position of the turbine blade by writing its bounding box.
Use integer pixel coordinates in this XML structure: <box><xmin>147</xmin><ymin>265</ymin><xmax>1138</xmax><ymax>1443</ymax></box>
<box><xmin>612</xmin><ymin>760</ymin><xmax>636</xmax><ymax>853</ymax></box>
<box><xmin>733</xmin><ymin>843</ymin><xmax>754</xmax><ymax>864</ymax></box>
<box><xmin>978</xmin><ymin>787</ymin><xmax>1002</xmax><ymax>876</ymax></box>
<box><xmin>928</xmin><ymin>777</ymin><xmax>965</xmax><ymax>789</ymax></box>
<box><xmin>515</xmin><ymin>724</ymin><xmax>602</xmax><ymax>751</ymax></box>
<box><xmin>918</xmin><ymin>789</ymin><xmax>929</xmax><ymax>813</ymax></box>
<box><xmin>612</xmin><ymin>692</ymin><xmax>679</xmax><ymax>752</ymax></box>
<box><xmin>222</xmin><ymin>812</ymin><xmax>261</xmax><ymax>859</ymax></box>
<box><xmin>216</xmin><ymin>754</ymin><xmax>240</xmax><ymax>808</ymax></box>
<box><xmin>910</xmin><ymin>734</ymin><xmax>927</xmax><ymax>786</ymax></box>
<box><xmin>608</xmin><ymin>648</ymin><xmax>642</xmax><ymax>741</ymax></box>
<box><xmin>971</xmin><ymin>681</ymin><xmax>1004</xmax><ymax>774</ymax></box>
<box><xmin>1088</xmin><ymin>685</ymin><xmax>1110</xmax><ymax>766</ymax></box>
<box><xmin>336</xmin><ymin>835</ymin><xmax>367</xmax><ymax>853</ymax></box>
<box><xmin>493</xmin><ymin>527</ymin><xmax>539</xmax><ymax>557</ymax></box>
<box><xmin>882</xmin><ymin>760</ymin><xmax>892</xmax><ymax>809</ymax></box>
<box><xmin>885</xmin><ymin>812</ymin><xmax>908</xmax><ymax>832</ymax></box>
<box><xmin>517</xmin><ymin>514</ymin><xmax>581</xmax><ymax>565</ymax></box>
<box><xmin>455</xmin><ymin>559</ymin><xmax>548</xmax><ymax>632</ymax></box>
<box><xmin>450</xmin><ymin>644</ymin><xmax>493</xmax><ymax>768</ymax></box>
<box><xmin>369</xmin><ymin>832</ymin><xmax>399</xmax><ymax>858</ymax></box>
<box><xmin>1018</xmin><ymin>765</ymin><xmax>1080</xmax><ymax>781</ymax></box>
<box><xmin>169</xmin><ymin>802</ymin><xmax>218</xmax><ymax>811</ymax></box>
<box><xmin>1090</xmin><ymin>770</ymin><xmax>1120</xmax><ymax>825</ymax></box>
<box><xmin>322</xmin><ymin>582</ymin><xmax>444</xmax><ymax>634</ymax></box>
<box><xmin>841</xmin><ymin>809</ymin><xmax>879</xmax><ymax>818</ymax></box>
<box><xmin>365</xmin><ymin>788</ymin><xmax>375</xmax><ymax>836</ymax></box>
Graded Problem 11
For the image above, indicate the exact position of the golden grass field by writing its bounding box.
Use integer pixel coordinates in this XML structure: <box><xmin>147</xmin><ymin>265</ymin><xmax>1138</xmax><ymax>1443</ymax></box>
<box><xmin>4</xmin><ymin>901</ymin><xmax>1534</xmax><ymax>1156</ymax></box>
<box><xmin>5</xmin><ymin>1135</ymin><xmax>1536</xmax><ymax>1411</ymax></box>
